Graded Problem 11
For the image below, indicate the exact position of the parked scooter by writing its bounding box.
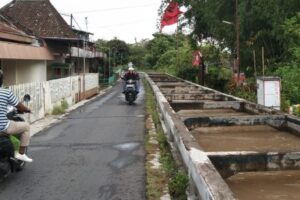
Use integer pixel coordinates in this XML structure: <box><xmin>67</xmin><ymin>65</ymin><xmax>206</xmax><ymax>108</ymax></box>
<box><xmin>124</xmin><ymin>79</ymin><xmax>138</xmax><ymax>105</ymax></box>
<box><xmin>0</xmin><ymin>94</ymin><xmax>31</xmax><ymax>181</ymax></box>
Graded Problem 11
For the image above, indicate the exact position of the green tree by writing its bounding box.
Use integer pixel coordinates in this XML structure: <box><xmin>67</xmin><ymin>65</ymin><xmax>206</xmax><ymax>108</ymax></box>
<box><xmin>107</xmin><ymin>38</ymin><xmax>130</xmax><ymax>67</ymax></box>
<box><xmin>128</xmin><ymin>39</ymin><xmax>149</xmax><ymax>69</ymax></box>
<box><xmin>145</xmin><ymin>33</ymin><xmax>177</xmax><ymax>68</ymax></box>
<box><xmin>282</xmin><ymin>12</ymin><xmax>300</xmax><ymax>63</ymax></box>
<box><xmin>183</xmin><ymin>0</ymin><xmax>300</xmax><ymax>73</ymax></box>
<box><xmin>274</xmin><ymin>63</ymin><xmax>300</xmax><ymax>106</ymax></box>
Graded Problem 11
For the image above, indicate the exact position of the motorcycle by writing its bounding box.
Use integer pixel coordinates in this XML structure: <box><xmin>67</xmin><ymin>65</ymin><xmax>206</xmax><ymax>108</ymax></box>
<box><xmin>124</xmin><ymin>79</ymin><xmax>138</xmax><ymax>105</ymax></box>
<box><xmin>0</xmin><ymin>94</ymin><xmax>31</xmax><ymax>181</ymax></box>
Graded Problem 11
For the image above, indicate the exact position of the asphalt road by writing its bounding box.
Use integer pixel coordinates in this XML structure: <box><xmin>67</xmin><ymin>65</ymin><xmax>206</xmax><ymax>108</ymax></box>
<box><xmin>0</xmin><ymin>81</ymin><xmax>146</xmax><ymax>200</ymax></box>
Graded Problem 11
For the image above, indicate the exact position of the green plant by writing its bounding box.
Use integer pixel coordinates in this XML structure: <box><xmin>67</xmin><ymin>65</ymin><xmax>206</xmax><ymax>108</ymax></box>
<box><xmin>143</xmin><ymin>78</ymin><xmax>188</xmax><ymax>200</ymax></box>
<box><xmin>169</xmin><ymin>170</ymin><xmax>189</xmax><ymax>200</ymax></box>
<box><xmin>51</xmin><ymin>105</ymin><xmax>65</xmax><ymax>115</ymax></box>
<box><xmin>52</xmin><ymin>99</ymin><xmax>69</xmax><ymax>115</ymax></box>
<box><xmin>61</xmin><ymin>98</ymin><xmax>69</xmax><ymax>110</ymax></box>
<box><xmin>293</xmin><ymin>105</ymin><xmax>300</xmax><ymax>116</ymax></box>
<box><xmin>273</xmin><ymin>64</ymin><xmax>300</xmax><ymax>105</ymax></box>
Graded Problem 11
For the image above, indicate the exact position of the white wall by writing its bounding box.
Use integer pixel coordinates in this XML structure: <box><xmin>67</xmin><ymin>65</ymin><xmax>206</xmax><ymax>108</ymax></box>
<box><xmin>9</xmin><ymin>73</ymin><xmax>99</xmax><ymax>123</ymax></box>
<box><xmin>16</xmin><ymin>60</ymin><xmax>47</xmax><ymax>84</ymax></box>
<box><xmin>2</xmin><ymin>60</ymin><xmax>46</xmax><ymax>85</ymax></box>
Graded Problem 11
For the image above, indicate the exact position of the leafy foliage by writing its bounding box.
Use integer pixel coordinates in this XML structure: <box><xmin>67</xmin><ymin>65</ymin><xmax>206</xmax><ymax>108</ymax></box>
<box><xmin>52</xmin><ymin>99</ymin><xmax>69</xmax><ymax>115</ymax></box>
<box><xmin>144</xmin><ymin>34</ymin><xmax>177</xmax><ymax>69</ymax></box>
<box><xmin>128</xmin><ymin>40</ymin><xmax>148</xmax><ymax>69</ymax></box>
<box><xmin>96</xmin><ymin>38</ymin><xmax>130</xmax><ymax>67</ymax></box>
<box><xmin>282</xmin><ymin>12</ymin><xmax>300</xmax><ymax>62</ymax></box>
<box><xmin>184</xmin><ymin>0</ymin><xmax>300</xmax><ymax>72</ymax></box>
<box><xmin>273</xmin><ymin>63</ymin><xmax>300</xmax><ymax>105</ymax></box>
<box><xmin>206</xmin><ymin>66</ymin><xmax>232</xmax><ymax>92</ymax></box>
<box><xmin>169</xmin><ymin>170</ymin><xmax>189</xmax><ymax>200</ymax></box>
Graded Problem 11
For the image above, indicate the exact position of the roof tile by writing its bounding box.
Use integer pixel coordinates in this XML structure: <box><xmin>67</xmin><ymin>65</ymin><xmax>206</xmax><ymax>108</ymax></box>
<box><xmin>0</xmin><ymin>0</ymin><xmax>78</xmax><ymax>39</ymax></box>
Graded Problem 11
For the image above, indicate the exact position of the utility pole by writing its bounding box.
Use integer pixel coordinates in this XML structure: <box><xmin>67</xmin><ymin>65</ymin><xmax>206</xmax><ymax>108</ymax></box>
<box><xmin>108</xmin><ymin>48</ymin><xmax>111</xmax><ymax>85</ymax></box>
<box><xmin>70</xmin><ymin>14</ymin><xmax>73</xmax><ymax>28</ymax></box>
<box><xmin>83</xmin><ymin>17</ymin><xmax>88</xmax><ymax>99</ymax></box>
<box><xmin>83</xmin><ymin>38</ymin><xmax>86</xmax><ymax>99</ymax></box>
<box><xmin>235</xmin><ymin>0</ymin><xmax>240</xmax><ymax>84</ymax></box>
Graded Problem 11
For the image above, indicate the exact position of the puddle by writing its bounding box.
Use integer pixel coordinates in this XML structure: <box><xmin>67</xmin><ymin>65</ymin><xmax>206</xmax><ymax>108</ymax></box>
<box><xmin>113</xmin><ymin>142</ymin><xmax>140</xmax><ymax>151</ymax></box>
<box><xmin>109</xmin><ymin>142</ymin><xmax>141</xmax><ymax>170</ymax></box>
<box><xmin>110</xmin><ymin>155</ymin><xmax>138</xmax><ymax>170</ymax></box>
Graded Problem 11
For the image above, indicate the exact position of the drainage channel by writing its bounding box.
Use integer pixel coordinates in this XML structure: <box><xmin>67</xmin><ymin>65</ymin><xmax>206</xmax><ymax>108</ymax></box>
<box><xmin>145</xmin><ymin>72</ymin><xmax>300</xmax><ymax>200</ymax></box>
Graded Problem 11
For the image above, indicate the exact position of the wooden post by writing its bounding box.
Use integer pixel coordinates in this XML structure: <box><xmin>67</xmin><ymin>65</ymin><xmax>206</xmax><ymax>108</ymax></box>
<box><xmin>262</xmin><ymin>47</ymin><xmax>265</xmax><ymax>76</ymax></box>
<box><xmin>253</xmin><ymin>50</ymin><xmax>257</xmax><ymax>77</ymax></box>
<box><xmin>235</xmin><ymin>0</ymin><xmax>240</xmax><ymax>84</ymax></box>
<box><xmin>176</xmin><ymin>22</ymin><xmax>180</xmax><ymax>72</ymax></box>
<box><xmin>198</xmin><ymin>64</ymin><xmax>202</xmax><ymax>85</ymax></box>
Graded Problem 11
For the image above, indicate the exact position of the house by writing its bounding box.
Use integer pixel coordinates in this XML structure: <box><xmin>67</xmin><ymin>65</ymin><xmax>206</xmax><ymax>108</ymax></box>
<box><xmin>0</xmin><ymin>0</ymin><xmax>106</xmax><ymax>81</ymax></box>
<box><xmin>0</xmin><ymin>14</ymin><xmax>53</xmax><ymax>86</ymax></box>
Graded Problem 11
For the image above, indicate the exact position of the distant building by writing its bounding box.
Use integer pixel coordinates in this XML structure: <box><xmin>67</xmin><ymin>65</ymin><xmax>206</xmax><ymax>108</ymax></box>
<box><xmin>0</xmin><ymin>0</ymin><xmax>105</xmax><ymax>82</ymax></box>
<box><xmin>0</xmin><ymin>14</ymin><xmax>53</xmax><ymax>85</ymax></box>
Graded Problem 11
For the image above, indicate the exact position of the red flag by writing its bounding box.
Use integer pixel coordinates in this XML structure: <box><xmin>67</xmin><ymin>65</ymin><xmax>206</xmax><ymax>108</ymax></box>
<box><xmin>192</xmin><ymin>51</ymin><xmax>202</xmax><ymax>67</ymax></box>
<box><xmin>160</xmin><ymin>2</ymin><xmax>182</xmax><ymax>31</ymax></box>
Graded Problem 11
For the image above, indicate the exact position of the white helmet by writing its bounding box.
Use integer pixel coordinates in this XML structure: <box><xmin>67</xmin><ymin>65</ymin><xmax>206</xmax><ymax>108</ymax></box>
<box><xmin>128</xmin><ymin>67</ymin><xmax>134</xmax><ymax>71</ymax></box>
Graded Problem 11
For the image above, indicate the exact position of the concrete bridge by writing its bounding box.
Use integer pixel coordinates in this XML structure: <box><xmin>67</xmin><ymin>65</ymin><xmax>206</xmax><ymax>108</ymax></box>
<box><xmin>145</xmin><ymin>72</ymin><xmax>300</xmax><ymax>200</ymax></box>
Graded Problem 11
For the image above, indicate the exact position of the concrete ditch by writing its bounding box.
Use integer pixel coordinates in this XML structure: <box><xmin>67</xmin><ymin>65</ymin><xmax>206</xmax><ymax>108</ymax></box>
<box><xmin>145</xmin><ymin>72</ymin><xmax>300</xmax><ymax>200</ymax></box>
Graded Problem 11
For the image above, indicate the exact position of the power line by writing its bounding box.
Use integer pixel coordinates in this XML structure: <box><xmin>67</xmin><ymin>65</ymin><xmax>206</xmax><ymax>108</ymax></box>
<box><xmin>72</xmin><ymin>3</ymin><xmax>158</xmax><ymax>14</ymax></box>
<box><xmin>72</xmin><ymin>16</ymin><xmax>82</xmax><ymax>30</ymax></box>
<box><xmin>91</xmin><ymin>18</ymin><xmax>156</xmax><ymax>29</ymax></box>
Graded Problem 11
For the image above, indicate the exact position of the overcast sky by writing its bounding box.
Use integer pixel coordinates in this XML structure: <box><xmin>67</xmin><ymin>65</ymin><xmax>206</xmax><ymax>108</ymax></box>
<box><xmin>0</xmin><ymin>0</ymin><xmax>163</xmax><ymax>43</ymax></box>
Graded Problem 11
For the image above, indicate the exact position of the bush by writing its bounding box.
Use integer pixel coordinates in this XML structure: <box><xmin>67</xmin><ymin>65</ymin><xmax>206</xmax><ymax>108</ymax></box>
<box><xmin>51</xmin><ymin>105</ymin><xmax>65</xmax><ymax>115</ymax></box>
<box><xmin>226</xmin><ymin>78</ymin><xmax>257</xmax><ymax>102</ymax></box>
<box><xmin>52</xmin><ymin>99</ymin><xmax>69</xmax><ymax>115</ymax></box>
<box><xmin>61</xmin><ymin>98</ymin><xmax>69</xmax><ymax>110</ymax></box>
<box><xmin>177</xmin><ymin>67</ymin><xmax>198</xmax><ymax>83</ymax></box>
<box><xmin>273</xmin><ymin>63</ymin><xmax>300</xmax><ymax>105</ymax></box>
<box><xmin>206</xmin><ymin>66</ymin><xmax>232</xmax><ymax>92</ymax></box>
<box><xmin>169</xmin><ymin>170</ymin><xmax>189</xmax><ymax>200</ymax></box>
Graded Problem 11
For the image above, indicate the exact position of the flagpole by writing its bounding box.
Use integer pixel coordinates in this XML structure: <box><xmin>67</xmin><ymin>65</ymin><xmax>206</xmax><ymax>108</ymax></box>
<box><xmin>176</xmin><ymin>20</ymin><xmax>179</xmax><ymax>72</ymax></box>
<box><xmin>160</xmin><ymin>0</ymin><xmax>182</xmax><ymax>73</ymax></box>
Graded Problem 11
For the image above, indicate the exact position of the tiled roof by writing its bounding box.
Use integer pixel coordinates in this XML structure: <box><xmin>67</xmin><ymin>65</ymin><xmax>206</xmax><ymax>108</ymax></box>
<box><xmin>0</xmin><ymin>14</ymin><xmax>27</xmax><ymax>36</ymax></box>
<box><xmin>0</xmin><ymin>0</ymin><xmax>78</xmax><ymax>39</ymax></box>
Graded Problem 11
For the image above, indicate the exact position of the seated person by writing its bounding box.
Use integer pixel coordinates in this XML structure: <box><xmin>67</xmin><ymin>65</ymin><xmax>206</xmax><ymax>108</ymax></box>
<box><xmin>122</xmin><ymin>67</ymin><xmax>140</xmax><ymax>93</ymax></box>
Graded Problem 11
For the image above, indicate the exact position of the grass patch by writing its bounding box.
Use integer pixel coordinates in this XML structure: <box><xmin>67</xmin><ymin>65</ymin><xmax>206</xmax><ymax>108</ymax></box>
<box><xmin>52</xmin><ymin>98</ymin><xmax>69</xmax><ymax>115</ymax></box>
<box><xmin>143</xmin><ymin>78</ymin><xmax>188</xmax><ymax>200</ymax></box>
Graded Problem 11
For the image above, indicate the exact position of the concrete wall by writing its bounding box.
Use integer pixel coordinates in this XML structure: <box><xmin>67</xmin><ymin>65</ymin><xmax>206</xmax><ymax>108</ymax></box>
<box><xmin>145</xmin><ymin>73</ymin><xmax>236</xmax><ymax>200</ymax></box>
<box><xmin>2</xmin><ymin>60</ymin><xmax>47</xmax><ymax>85</ymax></box>
<box><xmin>9</xmin><ymin>73</ymin><xmax>99</xmax><ymax>123</ymax></box>
<box><xmin>2</xmin><ymin>60</ymin><xmax>17</xmax><ymax>85</ymax></box>
<box><xmin>146</xmin><ymin>73</ymin><xmax>300</xmax><ymax>200</ymax></box>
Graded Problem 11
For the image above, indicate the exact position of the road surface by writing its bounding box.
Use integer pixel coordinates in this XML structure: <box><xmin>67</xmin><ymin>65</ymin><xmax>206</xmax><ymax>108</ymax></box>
<box><xmin>0</xmin><ymin>81</ymin><xmax>146</xmax><ymax>200</ymax></box>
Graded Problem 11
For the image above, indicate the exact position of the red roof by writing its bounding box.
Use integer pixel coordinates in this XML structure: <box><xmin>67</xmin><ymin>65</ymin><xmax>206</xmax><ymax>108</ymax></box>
<box><xmin>0</xmin><ymin>0</ymin><xmax>78</xmax><ymax>39</ymax></box>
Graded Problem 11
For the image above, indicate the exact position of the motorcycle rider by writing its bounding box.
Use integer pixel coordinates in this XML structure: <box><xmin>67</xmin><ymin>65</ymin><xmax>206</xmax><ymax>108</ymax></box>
<box><xmin>122</xmin><ymin>66</ymin><xmax>140</xmax><ymax>93</ymax></box>
<box><xmin>0</xmin><ymin>70</ymin><xmax>33</xmax><ymax>162</ymax></box>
